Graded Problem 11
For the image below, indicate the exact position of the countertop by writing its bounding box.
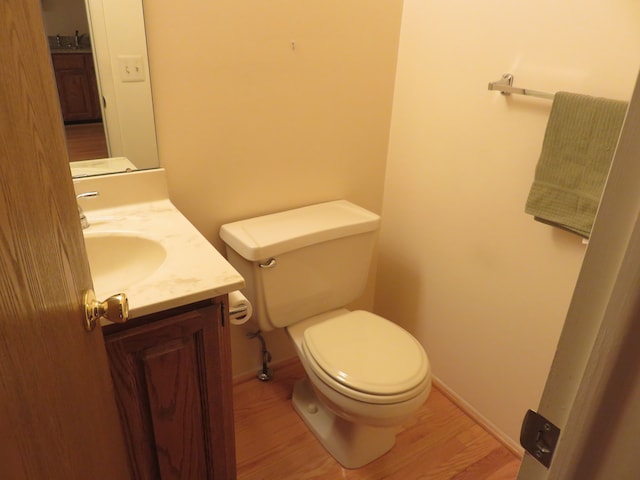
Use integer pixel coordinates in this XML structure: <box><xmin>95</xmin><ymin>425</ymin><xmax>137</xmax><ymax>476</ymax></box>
<box><xmin>74</xmin><ymin>168</ymin><xmax>245</xmax><ymax>319</ymax></box>
<box><xmin>70</xmin><ymin>157</ymin><xmax>137</xmax><ymax>178</ymax></box>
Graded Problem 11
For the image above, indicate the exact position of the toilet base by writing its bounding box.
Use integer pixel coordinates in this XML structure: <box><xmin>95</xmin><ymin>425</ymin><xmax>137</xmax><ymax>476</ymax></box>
<box><xmin>292</xmin><ymin>378</ymin><xmax>396</xmax><ymax>469</ymax></box>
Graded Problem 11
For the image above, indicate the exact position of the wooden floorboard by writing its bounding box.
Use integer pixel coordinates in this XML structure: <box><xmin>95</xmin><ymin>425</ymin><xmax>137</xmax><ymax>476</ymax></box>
<box><xmin>64</xmin><ymin>122</ymin><xmax>108</xmax><ymax>161</ymax></box>
<box><xmin>234</xmin><ymin>359</ymin><xmax>521</xmax><ymax>479</ymax></box>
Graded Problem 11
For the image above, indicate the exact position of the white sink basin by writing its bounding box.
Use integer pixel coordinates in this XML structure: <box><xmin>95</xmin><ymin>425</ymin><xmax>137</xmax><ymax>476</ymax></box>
<box><xmin>84</xmin><ymin>232</ymin><xmax>167</xmax><ymax>295</ymax></box>
<box><xmin>74</xmin><ymin>170</ymin><xmax>244</xmax><ymax>320</ymax></box>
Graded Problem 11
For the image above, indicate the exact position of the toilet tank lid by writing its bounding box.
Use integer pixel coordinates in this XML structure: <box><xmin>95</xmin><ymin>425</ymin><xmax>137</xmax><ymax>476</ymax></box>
<box><xmin>219</xmin><ymin>200</ymin><xmax>380</xmax><ymax>261</ymax></box>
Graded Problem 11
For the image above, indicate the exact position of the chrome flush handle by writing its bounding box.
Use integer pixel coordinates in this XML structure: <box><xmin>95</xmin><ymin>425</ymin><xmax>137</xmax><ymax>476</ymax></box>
<box><xmin>259</xmin><ymin>258</ymin><xmax>277</xmax><ymax>269</ymax></box>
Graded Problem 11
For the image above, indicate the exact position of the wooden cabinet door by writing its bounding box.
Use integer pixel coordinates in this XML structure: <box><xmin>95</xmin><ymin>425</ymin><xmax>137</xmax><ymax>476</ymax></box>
<box><xmin>104</xmin><ymin>300</ymin><xmax>237</xmax><ymax>480</ymax></box>
<box><xmin>52</xmin><ymin>53</ymin><xmax>102</xmax><ymax>122</ymax></box>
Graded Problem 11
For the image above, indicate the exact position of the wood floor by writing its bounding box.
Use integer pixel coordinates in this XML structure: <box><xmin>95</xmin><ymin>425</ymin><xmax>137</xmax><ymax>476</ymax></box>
<box><xmin>64</xmin><ymin>122</ymin><xmax>108</xmax><ymax>161</ymax></box>
<box><xmin>234</xmin><ymin>359</ymin><xmax>521</xmax><ymax>479</ymax></box>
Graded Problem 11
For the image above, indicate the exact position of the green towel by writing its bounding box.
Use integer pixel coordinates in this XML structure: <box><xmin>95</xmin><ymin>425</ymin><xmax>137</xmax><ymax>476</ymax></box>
<box><xmin>525</xmin><ymin>92</ymin><xmax>628</xmax><ymax>238</ymax></box>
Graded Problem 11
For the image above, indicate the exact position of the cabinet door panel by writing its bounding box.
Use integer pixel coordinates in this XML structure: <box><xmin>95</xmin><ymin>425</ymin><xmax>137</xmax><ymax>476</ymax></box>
<box><xmin>145</xmin><ymin>336</ymin><xmax>208</xmax><ymax>479</ymax></box>
<box><xmin>104</xmin><ymin>302</ymin><xmax>236</xmax><ymax>480</ymax></box>
<box><xmin>52</xmin><ymin>53</ymin><xmax>101</xmax><ymax>122</ymax></box>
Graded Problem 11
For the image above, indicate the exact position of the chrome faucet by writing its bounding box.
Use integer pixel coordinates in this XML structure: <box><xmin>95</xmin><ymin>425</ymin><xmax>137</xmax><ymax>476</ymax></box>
<box><xmin>74</xmin><ymin>30</ymin><xmax>84</xmax><ymax>49</ymax></box>
<box><xmin>76</xmin><ymin>191</ymin><xmax>99</xmax><ymax>229</ymax></box>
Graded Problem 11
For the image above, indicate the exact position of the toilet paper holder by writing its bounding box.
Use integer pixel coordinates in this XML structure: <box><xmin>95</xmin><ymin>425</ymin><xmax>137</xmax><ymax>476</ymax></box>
<box><xmin>228</xmin><ymin>290</ymin><xmax>253</xmax><ymax>326</ymax></box>
<box><xmin>229</xmin><ymin>303</ymin><xmax>249</xmax><ymax>320</ymax></box>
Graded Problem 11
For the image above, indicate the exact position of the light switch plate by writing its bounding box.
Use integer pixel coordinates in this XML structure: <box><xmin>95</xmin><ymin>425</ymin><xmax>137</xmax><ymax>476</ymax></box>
<box><xmin>117</xmin><ymin>55</ymin><xmax>145</xmax><ymax>83</ymax></box>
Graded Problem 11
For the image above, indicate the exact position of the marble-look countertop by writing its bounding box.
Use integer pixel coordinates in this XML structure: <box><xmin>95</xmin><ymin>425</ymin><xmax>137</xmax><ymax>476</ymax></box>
<box><xmin>74</xmin><ymin>168</ymin><xmax>244</xmax><ymax>320</ymax></box>
<box><xmin>70</xmin><ymin>157</ymin><xmax>137</xmax><ymax>178</ymax></box>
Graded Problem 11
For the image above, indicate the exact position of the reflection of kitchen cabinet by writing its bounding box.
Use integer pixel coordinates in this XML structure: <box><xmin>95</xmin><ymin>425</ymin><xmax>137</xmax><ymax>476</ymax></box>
<box><xmin>51</xmin><ymin>53</ymin><xmax>101</xmax><ymax>123</ymax></box>
<box><xmin>103</xmin><ymin>297</ymin><xmax>237</xmax><ymax>480</ymax></box>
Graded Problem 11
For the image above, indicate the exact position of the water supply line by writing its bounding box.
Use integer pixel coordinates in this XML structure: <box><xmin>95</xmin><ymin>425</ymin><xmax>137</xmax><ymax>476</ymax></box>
<box><xmin>246</xmin><ymin>330</ymin><xmax>273</xmax><ymax>381</ymax></box>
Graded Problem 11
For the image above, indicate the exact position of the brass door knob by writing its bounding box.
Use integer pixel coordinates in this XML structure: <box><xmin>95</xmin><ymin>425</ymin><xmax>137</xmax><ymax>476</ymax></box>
<box><xmin>83</xmin><ymin>289</ymin><xmax>129</xmax><ymax>331</ymax></box>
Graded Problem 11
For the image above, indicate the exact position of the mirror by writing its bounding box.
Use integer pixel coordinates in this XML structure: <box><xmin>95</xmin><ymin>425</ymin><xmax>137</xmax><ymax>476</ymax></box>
<box><xmin>40</xmin><ymin>0</ymin><xmax>159</xmax><ymax>178</ymax></box>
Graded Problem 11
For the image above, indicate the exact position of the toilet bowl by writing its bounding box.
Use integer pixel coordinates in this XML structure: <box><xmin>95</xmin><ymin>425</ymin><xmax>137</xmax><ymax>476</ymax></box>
<box><xmin>286</xmin><ymin>309</ymin><xmax>431</xmax><ymax>468</ymax></box>
<box><xmin>220</xmin><ymin>200</ymin><xmax>431</xmax><ymax>468</ymax></box>
<box><xmin>289</xmin><ymin>309</ymin><xmax>430</xmax><ymax>423</ymax></box>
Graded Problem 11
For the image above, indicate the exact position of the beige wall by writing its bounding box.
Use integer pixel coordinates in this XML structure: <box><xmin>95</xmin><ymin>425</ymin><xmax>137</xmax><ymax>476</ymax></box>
<box><xmin>143</xmin><ymin>1</ymin><xmax>403</xmax><ymax>376</ymax></box>
<box><xmin>376</xmin><ymin>0</ymin><xmax>640</xmax><ymax>449</ymax></box>
<box><xmin>143</xmin><ymin>0</ymin><xmax>640</xmax><ymax>449</ymax></box>
<box><xmin>41</xmin><ymin>0</ymin><xmax>89</xmax><ymax>36</ymax></box>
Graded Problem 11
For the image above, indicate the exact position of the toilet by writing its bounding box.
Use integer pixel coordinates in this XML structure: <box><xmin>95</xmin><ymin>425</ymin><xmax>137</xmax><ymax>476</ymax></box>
<box><xmin>220</xmin><ymin>200</ymin><xmax>431</xmax><ymax>468</ymax></box>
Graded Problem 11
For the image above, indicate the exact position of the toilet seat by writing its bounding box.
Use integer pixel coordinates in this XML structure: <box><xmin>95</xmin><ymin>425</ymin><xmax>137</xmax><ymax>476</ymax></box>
<box><xmin>302</xmin><ymin>311</ymin><xmax>429</xmax><ymax>404</ymax></box>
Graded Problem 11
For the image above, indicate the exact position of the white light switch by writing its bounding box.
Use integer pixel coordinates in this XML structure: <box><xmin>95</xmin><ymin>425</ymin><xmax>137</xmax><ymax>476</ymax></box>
<box><xmin>117</xmin><ymin>55</ymin><xmax>145</xmax><ymax>82</ymax></box>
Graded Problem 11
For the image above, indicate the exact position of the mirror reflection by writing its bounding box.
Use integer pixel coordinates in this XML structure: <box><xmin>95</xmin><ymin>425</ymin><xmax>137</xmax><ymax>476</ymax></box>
<box><xmin>40</xmin><ymin>0</ymin><xmax>159</xmax><ymax>177</ymax></box>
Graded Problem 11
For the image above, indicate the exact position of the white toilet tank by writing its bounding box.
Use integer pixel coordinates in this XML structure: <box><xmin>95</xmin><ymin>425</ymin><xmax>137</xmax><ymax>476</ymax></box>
<box><xmin>220</xmin><ymin>200</ymin><xmax>380</xmax><ymax>331</ymax></box>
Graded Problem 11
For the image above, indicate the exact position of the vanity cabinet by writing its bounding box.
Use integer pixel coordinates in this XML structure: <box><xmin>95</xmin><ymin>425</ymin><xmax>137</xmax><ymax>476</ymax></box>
<box><xmin>103</xmin><ymin>296</ymin><xmax>236</xmax><ymax>480</ymax></box>
<box><xmin>51</xmin><ymin>53</ymin><xmax>102</xmax><ymax>123</ymax></box>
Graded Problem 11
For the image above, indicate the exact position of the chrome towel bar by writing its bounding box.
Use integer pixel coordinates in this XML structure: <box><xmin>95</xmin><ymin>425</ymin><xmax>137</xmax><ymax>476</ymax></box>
<box><xmin>488</xmin><ymin>73</ymin><xmax>555</xmax><ymax>100</ymax></box>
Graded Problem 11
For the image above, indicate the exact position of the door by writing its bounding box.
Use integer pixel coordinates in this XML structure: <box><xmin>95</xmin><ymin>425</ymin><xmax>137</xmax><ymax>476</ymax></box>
<box><xmin>518</xmin><ymin>70</ymin><xmax>640</xmax><ymax>479</ymax></box>
<box><xmin>0</xmin><ymin>1</ymin><xmax>132</xmax><ymax>478</ymax></box>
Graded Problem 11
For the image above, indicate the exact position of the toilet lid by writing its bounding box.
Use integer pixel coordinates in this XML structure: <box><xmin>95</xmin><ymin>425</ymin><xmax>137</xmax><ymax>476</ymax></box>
<box><xmin>302</xmin><ymin>311</ymin><xmax>429</xmax><ymax>396</ymax></box>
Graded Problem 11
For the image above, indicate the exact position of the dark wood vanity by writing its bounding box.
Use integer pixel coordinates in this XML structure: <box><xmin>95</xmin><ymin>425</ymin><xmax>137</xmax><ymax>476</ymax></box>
<box><xmin>102</xmin><ymin>295</ymin><xmax>236</xmax><ymax>480</ymax></box>
<box><xmin>51</xmin><ymin>52</ymin><xmax>102</xmax><ymax>123</ymax></box>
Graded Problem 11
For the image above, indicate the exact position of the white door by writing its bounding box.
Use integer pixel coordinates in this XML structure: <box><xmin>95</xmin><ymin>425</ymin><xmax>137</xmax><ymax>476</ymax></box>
<box><xmin>0</xmin><ymin>1</ymin><xmax>132</xmax><ymax>478</ymax></box>
<box><xmin>518</xmin><ymin>69</ymin><xmax>640</xmax><ymax>479</ymax></box>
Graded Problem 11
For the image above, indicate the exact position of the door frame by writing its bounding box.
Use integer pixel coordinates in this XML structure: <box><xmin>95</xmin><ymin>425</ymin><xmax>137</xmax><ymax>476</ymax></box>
<box><xmin>518</xmin><ymin>68</ymin><xmax>640</xmax><ymax>478</ymax></box>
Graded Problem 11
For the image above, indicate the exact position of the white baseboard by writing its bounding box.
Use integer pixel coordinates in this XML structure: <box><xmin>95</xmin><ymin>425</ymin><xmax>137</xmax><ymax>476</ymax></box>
<box><xmin>432</xmin><ymin>375</ymin><xmax>524</xmax><ymax>459</ymax></box>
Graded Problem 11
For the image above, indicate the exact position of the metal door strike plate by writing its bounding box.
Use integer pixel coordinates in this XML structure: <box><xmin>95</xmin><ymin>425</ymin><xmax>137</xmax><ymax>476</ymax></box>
<box><xmin>520</xmin><ymin>409</ymin><xmax>560</xmax><ymax>468</ymax></box>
